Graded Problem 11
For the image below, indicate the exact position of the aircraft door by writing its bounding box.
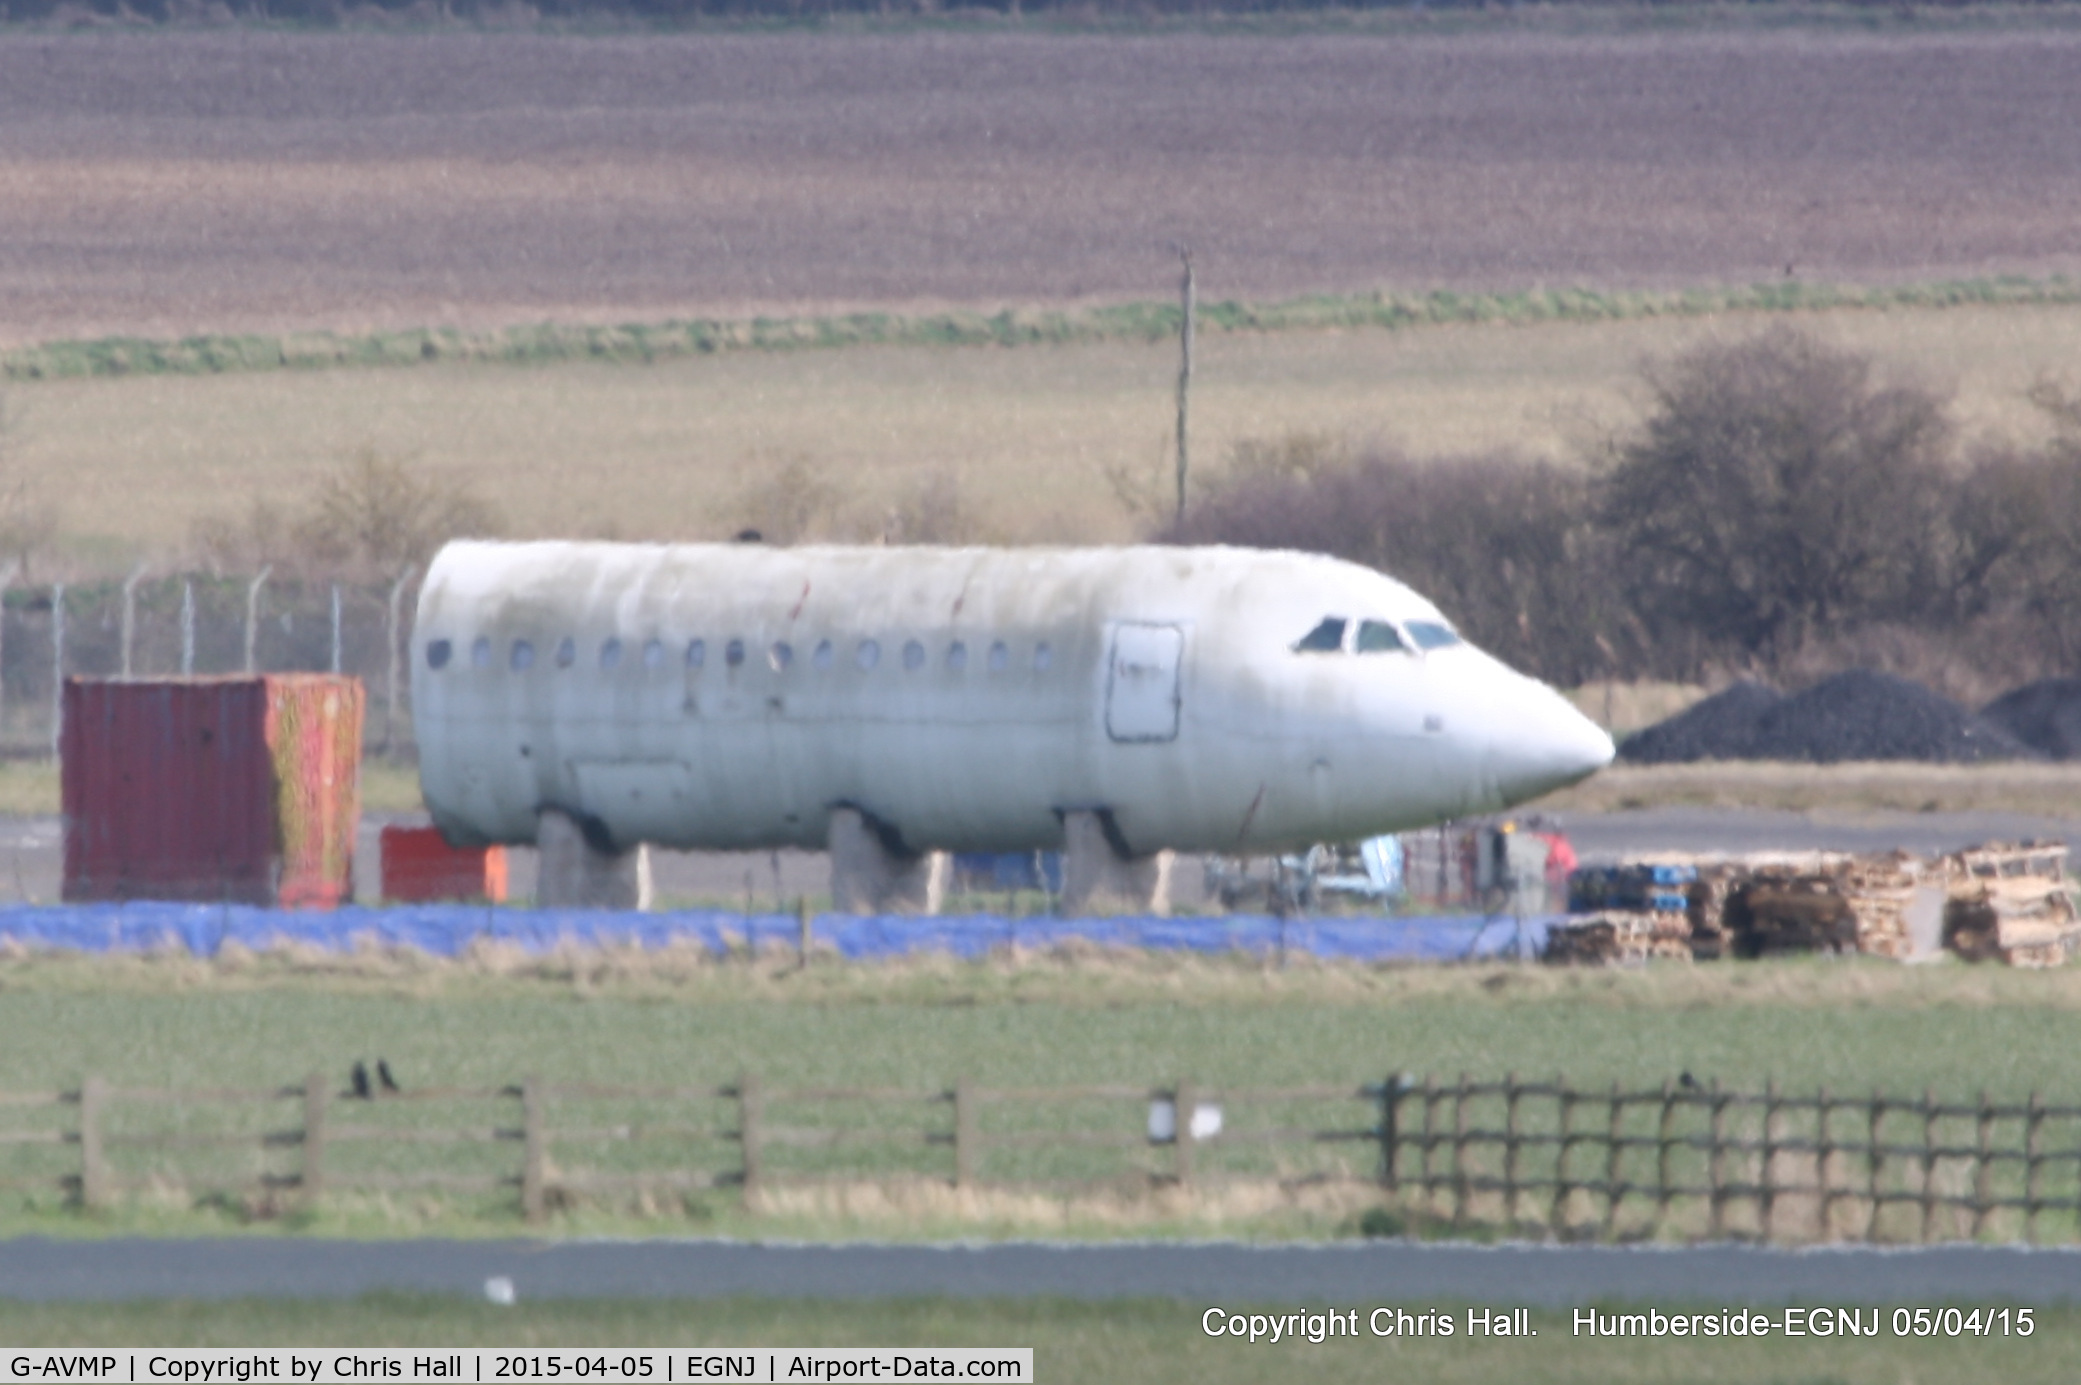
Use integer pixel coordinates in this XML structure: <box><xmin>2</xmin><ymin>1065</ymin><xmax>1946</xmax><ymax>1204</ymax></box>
<box><xmin>1106</xmin><ymin>623</ymin><xmax>1184</xmax><ymax>743</ymax></box>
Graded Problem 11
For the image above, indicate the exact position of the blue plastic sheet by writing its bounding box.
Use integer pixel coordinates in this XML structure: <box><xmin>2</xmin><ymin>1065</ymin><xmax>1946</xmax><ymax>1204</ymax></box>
<box><xmin>0</xmin><ymin>901</ymin><xmax>1554</xmax><ymax>963</ymax></box>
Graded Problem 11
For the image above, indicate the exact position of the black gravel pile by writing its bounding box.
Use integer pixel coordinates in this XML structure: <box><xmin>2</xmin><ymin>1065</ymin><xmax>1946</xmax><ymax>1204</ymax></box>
<box><xmin>1979</xmin><ymin>679</ymin><xmax>2081</xmax><ymax>760</ymax></box>
<box><xmin>1617</xmin><ymin>681</ymin><xmax>1784</xmax><ymax>763</ymax></box>
<box><xmin>1744</xmin><ymin>670</ymin><xmax>2037</xmax><ymax>763</ymax></box>
<box><xmin>1621</xmin><ymin>671</ymin><xmax>2040</xmax><ymax>764</ymax></box>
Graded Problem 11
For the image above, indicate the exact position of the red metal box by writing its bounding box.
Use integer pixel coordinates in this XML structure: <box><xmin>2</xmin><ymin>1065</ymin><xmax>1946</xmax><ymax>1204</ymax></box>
<box><xmin>62</xmin><ymin>675</ymin><xmax>364</xmax><ymax>908</ymax></box>
<box><xmin>380</xmin><ymin>824</ymin><xmax>508</xmax><ymax>903</ymax></box>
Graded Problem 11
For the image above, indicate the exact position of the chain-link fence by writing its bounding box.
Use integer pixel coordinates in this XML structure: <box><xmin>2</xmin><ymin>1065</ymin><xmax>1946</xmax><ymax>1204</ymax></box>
<box><xmin>0</xmin><ymin>573</ymin><xmax>418</xmax><ymax>761</ymax></box>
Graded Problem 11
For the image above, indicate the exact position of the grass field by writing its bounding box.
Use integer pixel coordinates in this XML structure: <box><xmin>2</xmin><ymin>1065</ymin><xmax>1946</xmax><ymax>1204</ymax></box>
<box><xmin>12</xmin><ymin>301</ymin><xmax>2081</xmax><ymax>567</ymax></box>
<box><xmin>3</xmin><ymin>953</ymin><xmax>2081</xmax><ymax>1239</ymax></box>
<box><xmin>1540</xmin><ymin>760</ymin><xmax>2081</xmax><ymax>816</ymax></box>
<box><xmin>2</xmin><ymin>1297</ymin><xmax>2077</xmax><ymax>1382</ymax></box>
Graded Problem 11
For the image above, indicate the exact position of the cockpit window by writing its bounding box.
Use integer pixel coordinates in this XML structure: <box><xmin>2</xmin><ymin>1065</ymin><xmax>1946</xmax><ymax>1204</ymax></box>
<box><xmin>1407</xmin><ymin>620</ymin><xmax>1463</xmax><ymax>651</ymax></box>
<box><xmin>1292</xmin><ymin>617</ymin><xmax>1347</xmax><ymax>653</ymax></box>
<box><xmin>1355</xmin><ymin>620</ymin><xmax>1406</xmax><ymax>654</ymax></box>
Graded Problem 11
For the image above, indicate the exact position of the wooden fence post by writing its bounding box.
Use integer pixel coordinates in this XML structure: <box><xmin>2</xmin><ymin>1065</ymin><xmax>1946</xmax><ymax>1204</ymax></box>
<box><xmin>1866</xmin><ymin>1092</ymin><xmax>1886</xmax><ymax>1242</ymax></box>
<box><xmin>739</xmin><ymin>1072</ymin><xmax>763</xmax><ymax>1204</ymax></box>
<box><xmin>2025</xmin><ymin>1091</ymin><xmax>2044</xmax><ymax>1244</ymax></box>
<box><xmin>1972</xmin><ymin>1089</ymin><xmax>1994</xmax><ymax>1240</ymax></box>
<box><xmin>1602</xmin><ymin>1081</ymin><xmax>1624</xmax><ymax>1240</ymax></box>
<box><xmin>1502</xmin><ymin>1072</ymin><xmax>1522</xmax><ymax>1231</ymax></box>
<box><xmin>1175</xmin><ymin>1081</ymin><xmax>1196</xmax><ymax>1188</ymax></box>
<box><xmin>1707</xmin><ymin>1081</ymin><xmax>1727</xmax><ymax>1239</ymax></box>
<box><xmin>1654</xmin><ymin>1080</ymin><xmax>1676</xmax><ymax>1234</ymax></box>
<box><xmin>302</xmin><ymin>1071</ymin><xmax>328</xmax><ymax>1207</ymax></box>
<box><xmin>1419</xmin><ymin>1074</ymin><xmax>1437</xmax><ymax>1209</ymax></box>
<box><xmin>1451</xmin><ymin>1073</ymin><xmax>1470</xmax><ymax>1231</ymax></box>
<box><xmin>954</xmin><ymin>1077</ymin><xmax>977</xmax><ymax>1189</ymax></box>
<box><xmin>521</xmin><ymin>1077</ymin><xmax>546</xmax><ymax>1224</ymax></box>
<box><xmin>1551</xmin><ymin>1073</ymin><xmax>1573</xmax><ymax>1237</ymax></box>
<box><xmin>1816</xmin><ymin>1086</ymin><xmax>1834</xmax><ymax>1241</ymax></box>
<box><xmin>1919</xmin><ymin>1088</ymin><xmax>1939</xmax><ymax>1242</ymax></box>
<box><xmin>1379</xmin><ymin>1075</ymin><xmax>1401</xmax><ymax>1192</ymax></box>
<box><xmin>1760</xmin><ymin>1078</ymin><xmax>1779</xmax><ymax>1242</ymax></box>
<box><xmin>78</xmin><ymin>1077</ymin><xmax>108</xmax><ymax>1211</ymax></box>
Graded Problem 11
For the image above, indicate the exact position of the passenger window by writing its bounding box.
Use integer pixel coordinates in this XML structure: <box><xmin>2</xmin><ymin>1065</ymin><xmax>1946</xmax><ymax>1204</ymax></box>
<box><xmin>425</xmin><ymin>639</ymin><xmax>452</xmax><ymax>671</ymax></box>
<box><xmin>1034</xmin><ymin>642</ymin><xmax>1053</xmax><ymax>671</ymax></box>
<box><xmin>642</xmin><ymin>639</ymin><xmax>664</xmax><ymax>670</ymax></box>
<box><xmin>947</xmin><ymin>641</ymin><xmax>968</xmax><ymax>672</ymax></box>
<box><xmin>813</xmin><ymin>639</ymin><xmax>834</xmax><ymax>671</ymax></box>
<box><xmin>770</xmin><ymin>641</ymin><xmax>794</xmax><ymax>671</ymax></box>
<box><xmin>857</xmin><ymin>639</ymin><xmax>880</xmax><ymax>671</ymax></box>
<box><xmin>1408</xmin><ymin>621</ymin><xmax>1463</xmax><ymax>651</ymax></box>
<box><xmin>988</xmin><ymin>641</ymin><xmax>1009</xmax><ymax>673</ymax></box>
<box><xmin>600</xmin><ymin>638</ymin><xmax>623</xmax><ymax>671</ymax></box>
<box><xmin>687</xmin><ymin>638</ymin><xmax>706</xmax><ymax>670</ymax></box>
<box><xmin>1293</xmin><ymin>617</ymin><xmax>1347</xmax><ymax>653</ymax></box>
<box><xmin>1355</xmin><ymin>620</ymin><xmax>1406</xmax><ymax>654</ymax></box>
<box><xmin>725</xmin><ymin>638</ymin><xmax>746</xmax><ymax>668</ymax></box>
<box><xmin>471</xmin><ymin>637</ymin><xmax>492</xmax><ymax>669</ymax></box>
<box><xmin>510</xmin><ymin>640</ymin><xmax>535</xmax><ymax>672</ymax></box>
<box><xmin>555</xmin><ymin>637</ymin><xmax>576</xmax><ymax>669</ymax></box>
<box><xmin>903</xmin><ymin>640</ymin><xmax>926</xmax><ymax>671</ymax></box>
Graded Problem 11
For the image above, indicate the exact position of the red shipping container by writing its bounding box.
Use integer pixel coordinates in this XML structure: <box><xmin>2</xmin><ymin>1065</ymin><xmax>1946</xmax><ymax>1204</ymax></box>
<box><xmin>62</xmin><ymin>675</ymin><xmax>364</xmax><ymax>908</ymax></box>
<box><xmin>381</xmin><ymin>825</ymin><xmax>508</xmax><ymax>903</ymax></box>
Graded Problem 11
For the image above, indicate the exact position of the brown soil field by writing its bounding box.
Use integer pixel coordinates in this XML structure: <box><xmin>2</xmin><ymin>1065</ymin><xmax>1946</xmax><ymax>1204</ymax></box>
<box><xmin>2</xmin><ymin>27</ymin><xmax>2081</xmax><ymax>345</ymax></box>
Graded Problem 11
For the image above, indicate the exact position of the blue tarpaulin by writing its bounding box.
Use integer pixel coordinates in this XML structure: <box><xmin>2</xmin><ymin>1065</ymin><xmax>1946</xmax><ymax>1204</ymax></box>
<box><xmin>0</xmin><ymin>902</ymin><xmax>1554</xmax><ymax>963</ymax></box>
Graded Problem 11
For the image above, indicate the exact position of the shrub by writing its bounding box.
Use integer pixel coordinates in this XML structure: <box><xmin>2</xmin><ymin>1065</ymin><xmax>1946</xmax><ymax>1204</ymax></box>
<box><xmin>193</xmin><ymin>450</ymin><xmax>500</xmax><ymax>583</ymax></box>
<box><xmin>1599</xmin><ymin>327</ymin><xmax>1954</xmax><ymax>670</ymax></box>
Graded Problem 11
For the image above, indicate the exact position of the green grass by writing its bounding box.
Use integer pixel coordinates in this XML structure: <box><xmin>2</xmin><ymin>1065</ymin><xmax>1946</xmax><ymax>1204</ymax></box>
<box><xmin>0</xmin><ymin>1297</ymin><xmax>2075</xmax><ymax>1383</ymax></box>
<box><xmin>7</xmin><ymin>278</ymin><xmax>2079</xmax><ymax>387</ymax></box>
<box><xmin>3</xmin><ymin>955</ymin><xmax>2081</xmax><ymax>1239</ymax></box>
<box><xmin>10</xmin><ymin>954</ymin><xmax>2081</xmax><ymax>1100</ymax></box>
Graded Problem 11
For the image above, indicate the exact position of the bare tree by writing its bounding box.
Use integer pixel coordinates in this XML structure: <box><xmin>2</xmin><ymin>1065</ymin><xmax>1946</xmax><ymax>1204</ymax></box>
<box><xmin>194</xmin><ymin>449</ymin><xmax>499</xmax><ymax>582</ymax></box>
<box><xmin>1600</xmin><ymin>328</ymin><xmax>1953</xmax><ymax>672</ymax></box>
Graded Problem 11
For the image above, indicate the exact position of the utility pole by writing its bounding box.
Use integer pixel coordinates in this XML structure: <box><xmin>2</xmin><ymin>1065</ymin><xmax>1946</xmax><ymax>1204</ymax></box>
<box><xmin>1174</xmin><ymin>248</ymin><xmax>1195</xmax><ymax>525</ymax></box>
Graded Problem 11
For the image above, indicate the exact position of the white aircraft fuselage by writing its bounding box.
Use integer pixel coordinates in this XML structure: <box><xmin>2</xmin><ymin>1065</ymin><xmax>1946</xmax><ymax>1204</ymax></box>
<box><xmin>412</xmin><ymin>541</ymin><xmax>1614</xmax><ymax>856</ymax></box>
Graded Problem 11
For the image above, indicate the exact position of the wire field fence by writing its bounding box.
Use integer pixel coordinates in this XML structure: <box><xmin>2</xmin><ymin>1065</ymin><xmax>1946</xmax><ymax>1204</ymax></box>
<box><xmin>0</xmin><ymin>574</ymin><xmax>417</xmax><ymax>759</ymax></box>
<box><xmin>7</xmin><ymin>1072</ymin><xmax>2081</xmax><ymax>1242</ymax></box>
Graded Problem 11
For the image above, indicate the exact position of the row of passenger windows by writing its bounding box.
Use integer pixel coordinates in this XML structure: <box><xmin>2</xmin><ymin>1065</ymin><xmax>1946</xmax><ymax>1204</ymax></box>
<box><xmin>423</xmin><ymin>635</ymin><xmax>1055</xmax><ymax>676</ymax></box>
<box><xmin>1293</xmin><ymin>616</ymin><xmax>1461</xmax><ymax>655</ymax></box>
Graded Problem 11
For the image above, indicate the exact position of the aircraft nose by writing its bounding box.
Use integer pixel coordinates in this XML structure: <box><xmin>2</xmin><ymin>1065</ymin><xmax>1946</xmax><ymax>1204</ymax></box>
<box><xmin>1488</xmin><ymin>681</ymin><xmax>1616</xmax><ymax>806</ymax></box>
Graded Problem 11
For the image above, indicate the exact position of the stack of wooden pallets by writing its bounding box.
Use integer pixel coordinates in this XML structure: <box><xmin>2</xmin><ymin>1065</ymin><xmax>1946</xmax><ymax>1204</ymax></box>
<box><xmin>1562</xmin><ymin>844</ymin><xmax>2076</xmax><ymax>967</ymax></box>
<box><xmin>1835</xmin><ymin>851</ymin><xmax>1927</xmax><ymax>960</ymax></box>
<box><xmin>1722</xmin><ymin>859</ymin><xmax>1861</xmax><ymax>958</ymax></box>
<box><xmin>1541</xmin><ymin>908</ymin><xmax>1695</xmax><ymax>965</ymax></box>
<box><xmin>1686</xmin><ymin>863</ymin><xmax>1744</xmax><ymax>960</ymax></box>
<box><xmin>1943</xmin><ymin>843</ymin><xmax>2079</xmax><ymax>968</ymax></box>
<box><xmin>1547</xmin><ymin>863</ymin><xmax>1699</xmax><ymax>964</ymax></box>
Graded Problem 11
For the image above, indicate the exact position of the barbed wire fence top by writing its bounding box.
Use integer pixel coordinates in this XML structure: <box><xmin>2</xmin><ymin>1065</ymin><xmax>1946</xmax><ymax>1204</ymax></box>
<box><xmin>0</xmin><ymin>572</ymin><xmax>418</xmax><ymax>760</ymax></box>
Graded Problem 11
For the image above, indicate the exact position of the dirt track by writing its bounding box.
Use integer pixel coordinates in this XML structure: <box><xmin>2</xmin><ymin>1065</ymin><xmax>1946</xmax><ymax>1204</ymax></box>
<box><xmin>2</xmin><ymin>28</ymin><xmax>2080</xmax><ymax>344</ymax></box>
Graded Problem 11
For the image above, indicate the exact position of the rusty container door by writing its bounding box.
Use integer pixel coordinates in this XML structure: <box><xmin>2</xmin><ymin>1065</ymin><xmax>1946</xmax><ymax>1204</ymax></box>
<box><xmin>62</xmin><ymin>675</ymin><xmax>363</xmax><ymax>908</ymax></box>
<box><xmin>264</xmin><ymin>675</ymin><xmax>365</xmax><ymax>909</ymax></box>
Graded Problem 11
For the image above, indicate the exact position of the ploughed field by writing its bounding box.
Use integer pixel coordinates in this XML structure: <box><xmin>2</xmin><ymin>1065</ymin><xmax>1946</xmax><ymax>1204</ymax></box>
<box><xmin>3</xmin><ymin>28</ymin><xmax>2081</xmax><ymax>346</ymax></box>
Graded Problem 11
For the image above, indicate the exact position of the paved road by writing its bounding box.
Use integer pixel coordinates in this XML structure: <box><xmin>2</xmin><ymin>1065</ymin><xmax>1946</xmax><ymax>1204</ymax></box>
<box><xmin>7</xmin><ymin>809</ymin><xmax>2072</xmax><ymax>911</ymax></box>
<box><xmin>4</xmin><ymin>1239</ymin><xmax>2081</xmax><ymax>1306</ymax></box>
